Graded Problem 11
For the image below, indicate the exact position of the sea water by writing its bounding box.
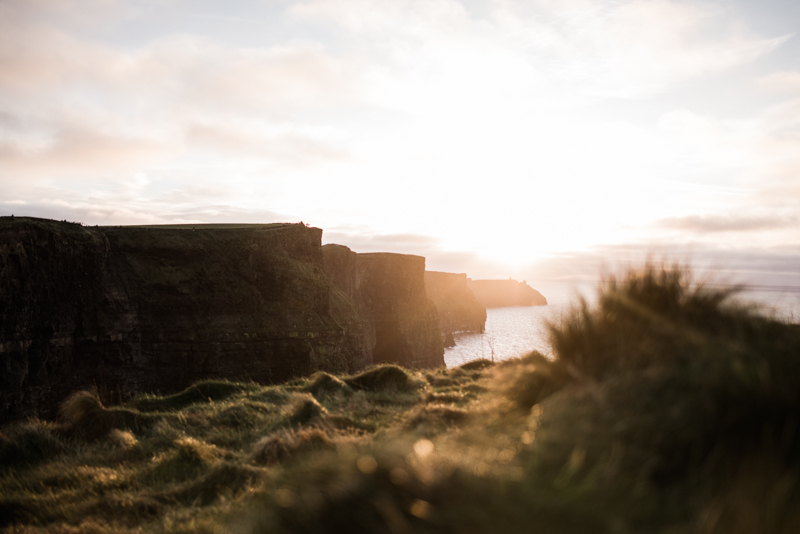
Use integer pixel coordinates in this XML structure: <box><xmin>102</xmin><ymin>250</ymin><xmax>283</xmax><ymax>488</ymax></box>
<box><xmin>444</xmin><ymin>282</ymin><xmax>800</xmax><ymax>368</ymax></box>
<box><xmin>444</xmin><ymin>281</ymin><xmax>591</xmax><ymax>367</ymax></box>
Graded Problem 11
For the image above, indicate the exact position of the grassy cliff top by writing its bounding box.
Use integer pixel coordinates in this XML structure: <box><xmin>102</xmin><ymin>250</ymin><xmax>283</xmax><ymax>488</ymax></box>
<box><xmin>0</xmin><ymin>218</ymin><xmax>310</xmax><ymax>234</ymax></box>
<box><xmin>0</xmin><ymin>216</ymin><xmax>98</xmax><ymax>232</ymax></box>
<box><xmin>102</xmin><ymin>223</ymin><xmax>299</xmax><ymax>230</ymax></box>
<box><xmin>2</xmin><ymin>264</ymin><xmax>800</xmax><ymax>533</ymax></box>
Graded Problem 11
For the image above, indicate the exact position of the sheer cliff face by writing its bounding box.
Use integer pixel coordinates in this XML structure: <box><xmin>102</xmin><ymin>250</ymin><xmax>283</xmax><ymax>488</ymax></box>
<box><xmin>357</xmin><ymin>254</ymin><xmax>444</xmax><ymax>368</ymax></box>
<box><xmin>0</xmin><ymin>219</ymin><xmax>364</xmax><ymax>424</ymax></box>
<box><xmin>424</xmin><ymin>271</ymin><xmax>486</xmax><ymax>335</ymax></box>
<box><xmin>1</xmin><ymin>219</ymin><xmax>115</xmax><ymax>424</ymax></box>
<box><xmin>467</xmin><ymin>279</ymin><xmax>548</xmax><ymax>308</ymax></box>
<box><xmin>323</xmin><ymin>246</ymin><xmax>445</xmax><ymax>369</ymax></box>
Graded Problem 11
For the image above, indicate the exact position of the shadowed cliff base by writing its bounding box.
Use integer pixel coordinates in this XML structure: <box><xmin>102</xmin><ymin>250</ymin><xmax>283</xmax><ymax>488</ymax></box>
<box><xmin>2</xmin><ymin>264</ymin><xmax>800</xmax><ymax>533</ymax></box>
<box><xmin>468</xmin><ymin>278</ymin><xmax>547</xmax><ymax>308</ymax></box>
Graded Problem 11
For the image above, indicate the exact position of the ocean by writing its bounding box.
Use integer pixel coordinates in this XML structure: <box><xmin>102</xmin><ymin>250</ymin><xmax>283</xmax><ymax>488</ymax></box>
<box><xmin>443</xmin><ymin>281</ymin><xmax>800</xmax><ymax>368</ymax></box>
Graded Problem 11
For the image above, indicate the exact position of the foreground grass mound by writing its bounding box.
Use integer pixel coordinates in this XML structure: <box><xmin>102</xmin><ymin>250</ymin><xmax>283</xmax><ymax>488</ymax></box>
<box><xmin>344</xmin><ymin>365</ymin><xmax>418</xmax><ymax>391</ymax></box>
<box><xmin>2</xmin><ymin>265</ymin><xmax>800</xmax><ymax>533</ymax></box>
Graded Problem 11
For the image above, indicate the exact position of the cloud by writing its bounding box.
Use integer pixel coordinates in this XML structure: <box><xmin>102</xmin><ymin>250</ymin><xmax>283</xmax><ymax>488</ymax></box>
<box><xmin>291</xmin><ymin>0</ymin><xmax>471</xmax><ymax>38</ymax></box>
<box><xmin>0</xmin><ymin>6</ymin><xmax>359</xmax><ymax>112</ymax></box>
<box><xmin>366</xmin><ymin>0</ymin><xmax>788</xmax><ymax>133</ymax></box>
<box><xmin>294</xmin><ymin>0</ymin><xmax>792</xmax><ymax>99</ymax></box>
<box><xmin>323</xmin><ymin>230</ymin><xmax>442</xmax><ymax>252</ymax></box>
<box><xmin>0</xmin><ymin>120</ymin><xmax>173</xmax><ymax>173</ymax></box>
<box><xmin>0</xmin><ymin>7</ymin><xmax>365</xmax><ymax>179</ymax></box>
<box><xmin>756</xmin><ymin>71</ymin><xmax>800</xmax><ymax>93</ymax></box>
<box><xmin>129</xmin><ymin>37</ymin><xmax>362</xmax><ymax>119</ymax></box>
<box><xmin>647</xmin><ymin>95</ymin><xmax>800</xmax><ymax>201</ymax></box>
<box><xmin>496</xmin><ymin>0</ymin><xmax>790</xmax><ymax>97</ymax></box>
<box><xmin>0</xmin><ymin>198</ymin><xmax>181</xmax><ymax>226</ymax></box>
<box><xmin>657</xmin><ymin>214</ymin><xmax>797</xmax><ymax>234</ymax></box>
<box><xmin>0</xmin><ymin>0</ymin><xmax>132</xmax><ymax>30</ymax></box>
<box><xmin>525</xmin><ymin>242</ymin><xmax>800</xmax><ymax>288</ymax></box>
<box><xmin>0</xmin><ymin>196</ymin><xmax>295</xmax><ymax>227</ymax></box>
<box><xmin>184</xmin><ymin>122</ymin><xmax>351</xmax><ymax>166</ymax></box>
<box><xmin>0</xmin><ymin>0</ymin><xmax>798</xmax><ymax>279</ymax></box>
<box><xmin>1</xmin><ymin>0</ymin><xmax>790</xmax><ymax>182</ymax></box>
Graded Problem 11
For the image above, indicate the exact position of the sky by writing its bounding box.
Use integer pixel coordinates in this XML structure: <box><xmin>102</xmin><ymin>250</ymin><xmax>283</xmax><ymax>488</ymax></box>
<box><xmin>2</xmin><ymin>0</ymin><xmax>800</xmax><ymax>286</ymax></box>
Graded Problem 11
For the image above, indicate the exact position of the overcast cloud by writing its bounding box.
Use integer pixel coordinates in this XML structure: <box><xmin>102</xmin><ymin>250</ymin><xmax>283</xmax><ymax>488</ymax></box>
<box><xmin>1</xmin><ymin>0</ymin><xmax>799</xmax><ymax>285</ymax></box>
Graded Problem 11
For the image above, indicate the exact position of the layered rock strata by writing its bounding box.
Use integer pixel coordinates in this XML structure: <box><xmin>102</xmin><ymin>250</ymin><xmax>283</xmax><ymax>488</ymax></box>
<box><xmin>424</xmin><ymin>271</ymin><xmax>486</xmax><ymax>342</ymax></box>
<box><xmin>1</xmin><ymin>218</ymin><xmax>370</xmax><ymax>424</ymax></box>
<box><xmin>322</xmin><ymin>245</ymin><xmax>444</xmax><ymax>369</ymax></box>
<box><xmin>467</xmin><ymin>279</ymin><xmax>547</xmax><ymax>308</ymax></box>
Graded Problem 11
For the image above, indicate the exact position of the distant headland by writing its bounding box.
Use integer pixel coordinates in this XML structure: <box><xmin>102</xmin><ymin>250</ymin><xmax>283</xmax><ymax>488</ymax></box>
<box><xmin>467</xmin><ymin>278</ymin><xmax>547</xmax><ymax>308</ymax></box>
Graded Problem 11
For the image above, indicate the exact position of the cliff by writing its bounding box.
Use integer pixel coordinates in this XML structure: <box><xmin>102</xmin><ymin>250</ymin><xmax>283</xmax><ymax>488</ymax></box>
<box><xmin>424</xmin><ymin>271</ymin><xmax>486</xmax><ymax>340</ymax></box>
<box><xmin>467</xmin><ymin>279</ymin><xmax>547</xmax><ymax>308</ymax></box>
<box><xmin>323</xmin><ymin>245</ymin><xmax>444</xmax><ymax>369</ymax></box>
<box><xmin>0</xmin><ymin>218</ymin><xmax>368</xmax><ymax>424</ymax></box>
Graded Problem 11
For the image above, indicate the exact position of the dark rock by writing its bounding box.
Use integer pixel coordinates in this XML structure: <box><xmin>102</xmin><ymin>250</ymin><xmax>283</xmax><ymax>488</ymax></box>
<box><xmin>0</xmin><ymin>218</ymin><xmax>366</xmax><ymax>424</ymax></box>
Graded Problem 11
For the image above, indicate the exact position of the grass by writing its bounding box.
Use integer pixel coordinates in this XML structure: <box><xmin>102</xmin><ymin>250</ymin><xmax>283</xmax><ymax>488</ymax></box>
<box><xmin>2</xmin><ymin>263</ymin><xmax>800</xmax><ymax>533</ymax></box>
<box><xmin>100</xmin><ymin>223</ymin><xmax>294</xmax><ymax>230</ymax></box>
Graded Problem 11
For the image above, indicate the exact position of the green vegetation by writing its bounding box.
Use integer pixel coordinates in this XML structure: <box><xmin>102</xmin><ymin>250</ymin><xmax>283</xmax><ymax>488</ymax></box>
<box><xmin>102</xmin><ymin>223</ymin><xmax>294</xmax><ymax>230</ymax></box>
<box><xmin>2</xmin><ymin>264</ymin><xmax>800</xmax><ymax>533</ymax></box>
